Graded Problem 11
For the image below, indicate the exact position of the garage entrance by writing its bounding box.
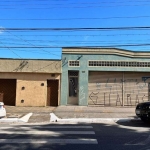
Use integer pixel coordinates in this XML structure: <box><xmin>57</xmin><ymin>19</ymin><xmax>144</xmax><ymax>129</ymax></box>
<box><xmin>0</xmin><ymin>79</ymin><xmax>16</xmax><ymax>106</ymax></box>
<box><xmin>47</xmin><ymin>80</ymin><xmax>58</xmax><ymax>106</ymax></box>
<box><xmin>88</xmin><ymin>71</ymin><xmax>150</xmax><ymax>106</ymax></box>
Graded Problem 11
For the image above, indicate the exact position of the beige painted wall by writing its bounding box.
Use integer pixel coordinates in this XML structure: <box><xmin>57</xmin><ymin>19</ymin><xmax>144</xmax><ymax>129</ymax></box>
<box><xmin>0</xmin><ymin>59</ymin><xmax>61</xmax><ymax>73</ymax></box>
<box><xmin>0</xmin><ymin>72</ymin><xmax>60</xmax><ymax>106</ymax></box>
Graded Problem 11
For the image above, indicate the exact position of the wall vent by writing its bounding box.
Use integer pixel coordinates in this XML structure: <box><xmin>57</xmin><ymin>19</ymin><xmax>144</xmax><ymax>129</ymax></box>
<box><xmin>89</xmin><ymin>61</ymin><xmax>150</xmax><ymax>67</ymax></box>
<box><xmin>68</xmin><ymin>61</ymin><xmax>79</xmax><ymax>67</ymax></box>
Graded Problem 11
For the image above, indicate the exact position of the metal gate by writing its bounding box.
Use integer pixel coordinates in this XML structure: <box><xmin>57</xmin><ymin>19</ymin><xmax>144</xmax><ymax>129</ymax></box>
<box><xmin>88</xmin><ymin>71</ymin><xmax>150</xmax><ymax>106</ymax></box>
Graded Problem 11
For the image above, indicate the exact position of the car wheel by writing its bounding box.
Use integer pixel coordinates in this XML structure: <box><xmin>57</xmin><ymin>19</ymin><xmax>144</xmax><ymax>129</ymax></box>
<box><xmin>141</xmin><ymin>117</ymin><xmax>149</xmax><ymax>123</ymax></box>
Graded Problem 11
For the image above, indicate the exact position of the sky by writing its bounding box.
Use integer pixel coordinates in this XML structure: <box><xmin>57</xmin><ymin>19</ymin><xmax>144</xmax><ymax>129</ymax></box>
<box><xmin>0</xmin><ymin>0</ymin><xmax>150</xmax><ymax>59</ymax></box>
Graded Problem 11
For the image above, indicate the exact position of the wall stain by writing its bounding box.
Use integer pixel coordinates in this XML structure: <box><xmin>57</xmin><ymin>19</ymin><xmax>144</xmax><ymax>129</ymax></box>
<box><xmin>80</xmin><ymin>86</ymin><xmax>85</xmax><ymax>102</ymax></box>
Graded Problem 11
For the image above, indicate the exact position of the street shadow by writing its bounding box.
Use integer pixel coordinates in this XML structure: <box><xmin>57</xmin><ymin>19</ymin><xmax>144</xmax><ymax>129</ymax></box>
<box><xmin>116</xmin><ymin>118</ymin><xmax>150</xmax><ymax>127</ymax></box>
<box><xmin>0</xmin><ymin>121</ymin><xmax>149</xmax><ymax>150</ymax></box>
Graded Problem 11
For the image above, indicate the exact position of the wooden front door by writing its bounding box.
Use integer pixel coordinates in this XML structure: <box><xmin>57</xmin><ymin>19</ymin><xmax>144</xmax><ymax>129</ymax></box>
<box><xmin>0</xmin><ymin>79</ymin><xmax>16</xmax><ymax>106</ymax></box>
<box><xmin>47</xmin><ymin>80</ymin><xmax>58</xmax><ymax>106</ymax></box>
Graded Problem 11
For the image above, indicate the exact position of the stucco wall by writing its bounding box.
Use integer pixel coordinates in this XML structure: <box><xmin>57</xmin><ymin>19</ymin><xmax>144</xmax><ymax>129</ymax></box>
<box><xmin>0</xmin><ymin>72</ymin><xmax>60</xmax><ymax>106</ymax></box>
<box><xmin>0</xmin><ymin>59</ymin><xmax>61</xmax><ymax>73</ymax></box>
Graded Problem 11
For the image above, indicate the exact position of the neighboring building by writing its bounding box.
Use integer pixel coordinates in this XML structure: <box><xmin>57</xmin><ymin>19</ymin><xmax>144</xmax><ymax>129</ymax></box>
<box><xmin>61</xmin><ymin>47</ymin><xmax>150</xmax><ymax>107</ymax></box>
<box><xmin>0</xmin><ymin>58</ymin><xmax>61</xmax><ymax>106</ymax></box>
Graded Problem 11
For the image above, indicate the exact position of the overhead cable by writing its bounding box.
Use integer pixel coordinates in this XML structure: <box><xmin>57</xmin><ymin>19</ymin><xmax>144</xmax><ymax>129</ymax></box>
<box><xmin>1</xmin><ymin>44</ymin><xmax>150</xmax><ymax>48</ymax></box>
<box><xmin>2</xmin><ymin>27</ymin><xmax>150</xmax><ymax>31</ymax></box>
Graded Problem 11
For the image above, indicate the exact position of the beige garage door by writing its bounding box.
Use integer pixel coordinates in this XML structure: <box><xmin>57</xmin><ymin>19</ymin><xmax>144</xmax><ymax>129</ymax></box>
<box><xmin>88</xmin><ymin>71</ymin><xmax>150</xmax><ymax>106</ymax></box>
<box><xmin>124</xmin><ymin>72</ymin><xmax>150</xmax><ymax>106</ymax></box>
<box><xmin>88</xmin><ymin>71</ymin><xmax>123</xmax><ymax>106</ymax></box>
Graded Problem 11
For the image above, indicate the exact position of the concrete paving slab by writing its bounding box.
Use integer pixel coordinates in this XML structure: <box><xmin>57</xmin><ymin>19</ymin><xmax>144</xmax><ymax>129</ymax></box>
<box><xmin>55</xmin><ymin>106</ymin><xmax>135</xmax><ymax>113</ymax></box>
<box><xmin>5</xmin><ymin>106</ymin><xmax>56</xmax><ymax>113</ymax></box>
<box><xmin>6</xmin><ymin>113</ymin><xmax>25</xmax><ymax>118</ymax></box>
<box><xmin>28</xmin><ymin>113</ymin><xmax>50</xmax><ymax>123</ymax></box>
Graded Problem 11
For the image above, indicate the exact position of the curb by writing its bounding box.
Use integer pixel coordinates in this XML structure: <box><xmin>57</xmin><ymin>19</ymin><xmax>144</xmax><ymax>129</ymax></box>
<box><xmin>19</xmin><ymin>113</ymin><xmax>33</xmax><ymax>123</ymax></box>
<box><xmin>50</xmin><ymin>113</ymin><xmax>139</xmax><ymax>123</ymax></box>
<box><xmin>0</xmin><ymin>113</ymin><xmax>33</xmax><ymax>123</ymax></box>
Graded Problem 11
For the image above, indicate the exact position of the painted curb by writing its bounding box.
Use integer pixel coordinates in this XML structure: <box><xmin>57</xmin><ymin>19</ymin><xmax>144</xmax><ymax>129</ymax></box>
<box><xmin>50</xmin><ymin>113</ymin><xmax>139</xmax><ymax>123</ymax></box>
<box><xmin>0</xmin><ymin>113</ymin><xmax>33</xmax><ymax>123</ymax></box>
<box><xmin>50</xmin><ymin>113</ymin><xmax>60</xmax><ymax>122</ymax></box>
<box><xmin>0</xmin><ymin>118</ymin><xmax>19</xmax><ymax>123</ymax></box>
<box><xmin>19</xmin><ymin>113</ymin><xmax>33</xmax><ymax>123</ymax></box>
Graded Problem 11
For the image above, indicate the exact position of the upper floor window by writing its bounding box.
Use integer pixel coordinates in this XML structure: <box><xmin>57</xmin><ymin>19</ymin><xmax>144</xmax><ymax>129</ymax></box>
<box><xmin>68</xmin><ymin>61</ymin><xmax>80</xmax><ymax>67</ymax></box>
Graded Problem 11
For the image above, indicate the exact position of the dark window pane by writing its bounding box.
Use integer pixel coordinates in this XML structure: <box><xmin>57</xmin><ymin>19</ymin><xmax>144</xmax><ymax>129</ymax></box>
<box><xmin>69</xmin><ymin>77</ymin><xmax>78</xmax><ymax>97</ymax></box>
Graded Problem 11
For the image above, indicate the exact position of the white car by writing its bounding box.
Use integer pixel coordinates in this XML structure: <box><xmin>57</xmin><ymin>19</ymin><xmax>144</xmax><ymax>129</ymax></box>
<box><xmin>0</xmin><ymin>102</ymin><xmax>6</xmax><ymax>118</ymax></box>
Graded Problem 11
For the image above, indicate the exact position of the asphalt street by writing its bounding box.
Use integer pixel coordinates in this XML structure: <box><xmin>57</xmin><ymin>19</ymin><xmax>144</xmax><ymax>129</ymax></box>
<box><xmin>0</xmin><ymin>120</ymin><xmax>149</xmax><ymax>150</ymax></box>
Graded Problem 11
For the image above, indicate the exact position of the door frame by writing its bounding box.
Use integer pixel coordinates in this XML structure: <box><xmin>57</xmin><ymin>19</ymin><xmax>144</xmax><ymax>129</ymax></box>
<box><xmin>67</xmin><ymin>71</ymin><xmax>79</xmax><ymax>105</ymax></box>
<box><xmin>47</xmin><ymin>79</ymin><xmax>59</xmax><ymax>106</ymax></box>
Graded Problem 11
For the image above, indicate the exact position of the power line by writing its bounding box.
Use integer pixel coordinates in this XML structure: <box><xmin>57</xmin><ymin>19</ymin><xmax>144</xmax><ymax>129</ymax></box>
<box><xmin>6</xmin><ymin>31</ymin><xmax>61</xmax><ymax>57</ymax></box>
<box><xmin>0</xmin><ymin>0</ymin><xmax>149</xmax><ymax>4</ymax></box>
<box><xmin>0</xmin><ymin>1</ymin><xmax>150</xmax><ymax>5</ymax></box>
<box><xmin>1</xmin><ymin>3</ymin><xmax>150</xmax><ymax>7</ymax></box>
<box><xmin>1</xmin><ymin>39</ymin><xmax>150</xmax><ymax>43</ymax></box>
<box><xmin>1</xmin><ymin>16</ymin><xmax>150</xmax><ymax>20</ymax></box>
<box><xmin>0</xmin><ymin>0</ymin><xmax>149</xmax><ymax>2</ymax></box>
<box><xmin>2</xmin><ymin>33</ymin><xmax>150</xmax><ymax>37</ymax></box>
<box><xmin>0</xmin><ymin>2</ymin><xmax>150</xmax><ymax>9</ymax></box>
<box><xmin>2</xmin><ymin>27</ymin><xmax>150</xmax><ymax>31</ymax></box>
<box><xmin>0</xmin><ymin>41</ymin><xmax>22</xmax><ymax>58</ymax></box>
<box><xmin>0</xmin><ymin>48</ymin><xmax>60</xmax><ymax>52</ymax></box>
<box><xmin>1</xmin><ymin>44</ymin><xmax>150</xmax><ymax>48</ymax></box>
<box><xmin>0</xmin><ymin>4</ymin><xmax>150</xmax><ymax>9</ymax></box>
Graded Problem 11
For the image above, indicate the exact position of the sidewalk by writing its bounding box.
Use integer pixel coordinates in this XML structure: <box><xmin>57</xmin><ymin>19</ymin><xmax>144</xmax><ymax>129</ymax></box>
<box><xmin>6</xmin><ymin>106</ymin><xmax>56</xmax><ymax>113</ymax></box>
<box><xmin>5</xmin><ymin>106</ymin><xmax>56</xmax><ymax>123</ymax></box>
<box><xmin>4</xmin><ymin>105</ymin><xmax>137</xmax><ymax>123</ymax></box>
<box><xmin>54</xmin><ymin>106</ymin><xmax>136</xmax><ymax>119</ymax></box>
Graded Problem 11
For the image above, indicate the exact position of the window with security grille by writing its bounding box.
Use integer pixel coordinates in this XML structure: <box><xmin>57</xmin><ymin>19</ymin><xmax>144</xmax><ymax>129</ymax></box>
<box><xmin>68</xmin><ymin>71</ymin><xmax>78</xmax><ymax>77</ymax></box>
<box><xmin>88</xmin><ymin>61</ymin><xmax>150</xmax><ymax>67</ymax></box>
<box><xmin>69</xmin><ymin>61</ymin><xmax>79</xmax><ymax>67</ymax></box>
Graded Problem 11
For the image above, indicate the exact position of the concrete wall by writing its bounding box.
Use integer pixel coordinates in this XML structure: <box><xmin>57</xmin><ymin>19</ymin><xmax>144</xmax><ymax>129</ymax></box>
<box><xmin>0</xmin><ymin>72</ymin><xmax>60</xmax><ymax>106</ymax></box>
<box><xmin>61</xmin><ymin>48</ymin><xmax>150</xmax><ymax>106</ymax></box>
<box><xmin>0</xmin><ymin>59</ymin><xmax>61</xmax><ymax>73</ymax></box>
